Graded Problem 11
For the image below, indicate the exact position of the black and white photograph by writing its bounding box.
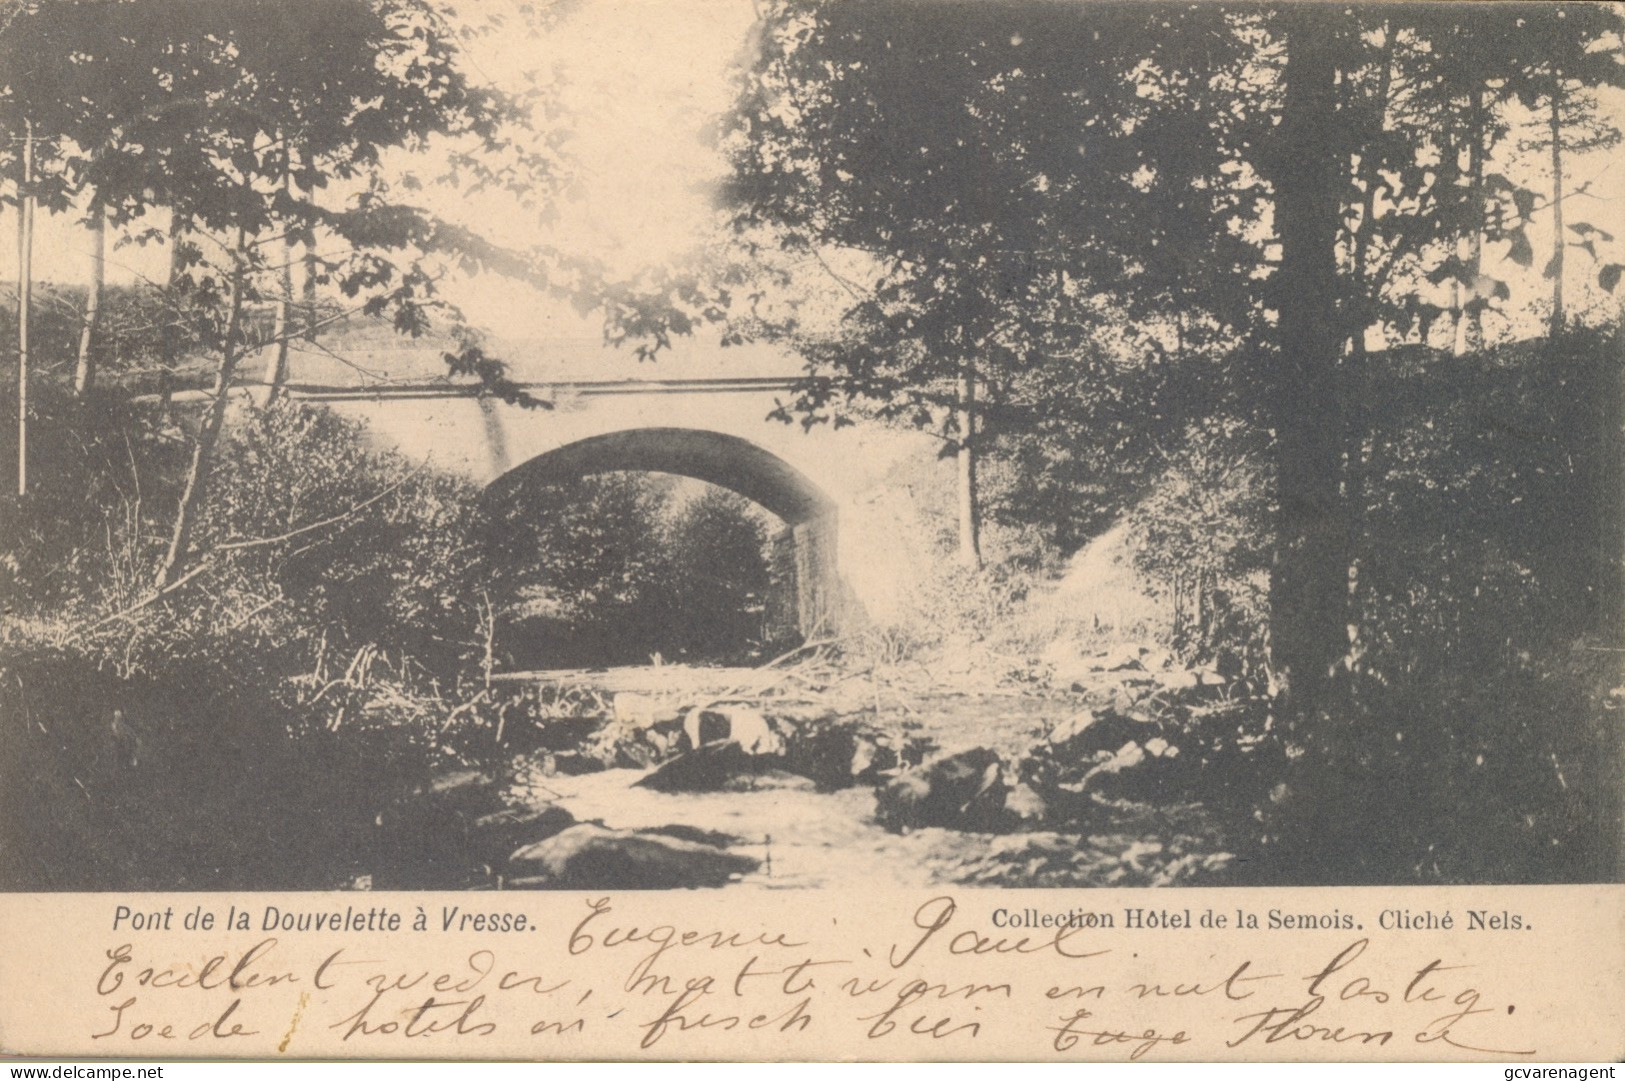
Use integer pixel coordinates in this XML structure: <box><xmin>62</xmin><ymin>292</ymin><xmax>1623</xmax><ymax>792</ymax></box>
<box><xmin>2</xmin><ymin>0</ymin><xmax>1622</xmax><ymax>898</ymax></box>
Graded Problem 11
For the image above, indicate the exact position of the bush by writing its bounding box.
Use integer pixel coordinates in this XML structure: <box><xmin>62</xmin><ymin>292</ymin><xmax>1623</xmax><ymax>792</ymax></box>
<box><xmin>0</xmin><ymin>384</ymin><xmax>183</xmax><ymax>612</ymax></box>
<box><xmin>1257</xmin><ymin>329</ymin><xmax>1625</xmax><ymax>884</ymax></box>
<box><xmin>656</xmin><ymin>486</ymin><xmax>775</xmax><ymax>659</ymax></box>
<box><xmin>197</xmin><ymin>403</ymin><xmax>489</xmax><ymax>680</ymax></box>
<box><xmin>485</xmin><ymin>473</ymin><xmax>778</xmax><ymax>668</ymax></box>
<box><xmin>0</xmin><ymin>635</ymin><xmax>431</xmax><ymax>890</ymax></box>
<box><xmin>1124</xmin><ymin>414</ymin><xmax>1272</xmax><ymax>676</ymax></box>
<box><xmin>0</xmin><ymin>398</ymin><xmax>488</xmax><ymax>888</ymax></box>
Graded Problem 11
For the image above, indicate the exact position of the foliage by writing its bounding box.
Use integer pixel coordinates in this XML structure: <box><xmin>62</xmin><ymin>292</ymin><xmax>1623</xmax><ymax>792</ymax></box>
<box><xmin>0</xmin><ymin>281</ymin><xmax>210</xmax><ymax>391</ymax></box>
<box><xmin>982</xmin><ymin>337</ymin><xmax>1228</xmax><ymax>558</ymax></box>
<box><xmin>1261</xmin><ymin>328</ymin><xmax>1624</xmax><ymax>883</ymax></box>
<box><xmin>658</xmin><ymin>487</ymin><xmax>776</xmax><ymax>659</ymax></box>
<box><xmin>2</xmin><ymin>0</ymin><xmax>562</xmax><ymax>593</ymax></box>
<box><xmin>718</xmin><ymin>1</ymin><xmax>1625</xmax><ymax>720</ymax></box>
<box><xmin>485</xmin><ymin>471</ymin><xmax>670</xmax><ymax>667</ymax></box>
<box><xmin>198</xmin><ymin>404</ymin><xmax>491</xmax><ymax>674</ymax></box>
<box><xmin>0</xmin><ymin>394</ymin><xmax>491</xmax><ymax>889</ymax></box>
<box><xmin>0</xmin><ymin>395</ymin><xmax>487</xmax><ymax>679</ymax></box>
<box><xmin>486</xmin><ymin>474</ymin><xmax>777</xmax><ymax>668</ymax></box>
<box><xmin>0</xmin><ymin>635</ymin><xmax>430</xmax><ymax>889</ymax></box>
<box><xmin>1125</xmin><ymin>416</ymin><xmax>1273</xmax><ymax>673</ymax></box>
<box><xmin>0</xmin><ymin>387</ymin><xmax>795</xmax><ymax>887</ymax></box>
<box><xmin>722</xmin><ymin>2</ymin><xmax>1265</xmax><ymax>445</ymax></box>
<box><xmin>0</xmin><ymin>381</ymin><xmax>177</xmax><ymax>609</ymax></box>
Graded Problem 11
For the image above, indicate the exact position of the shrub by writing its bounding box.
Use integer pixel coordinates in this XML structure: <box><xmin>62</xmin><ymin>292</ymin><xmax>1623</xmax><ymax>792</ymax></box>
<box><xmin>1124</xmin><ymin>414</ymin><xmax>1272</xmax><ymax>676</ymax></box>
<box><xmin>1258</xmin><ymin>329</ymin><xmax>1625</xmax><ymax>883</ymax></box>
<box><xmin>485</xmin><ymin>473</ymin><xmax>779</xmax><ymax>668</ymax></box>
<box><xmin>0</xmin><ymin>398</ymin><xmax>487</xmax><ymax>888</ymax></box>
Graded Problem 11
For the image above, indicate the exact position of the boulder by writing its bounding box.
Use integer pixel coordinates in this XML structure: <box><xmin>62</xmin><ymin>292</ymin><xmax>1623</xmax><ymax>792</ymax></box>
<box><xmin>1158</xmin><ymin>668</ymin><xmax>1201</xmax><ymax>691</ymax></box>
<box><xmin>722</xmin><ymin>769</ymin><xmax>819</xmax><ymax>794</ymax></box>
<box><xmin>849</xmin><ymin>735</ymin><xmax>878</xmax><ymax>778</ymax></box>
<box><xmin>1083</xmin><ymin>739</ymin><xmax>1188</xmax><ymax>800</ymax></box>
<box><xmin>610</xmin><ymin>740</ymin><xmax>662</xmax><ymax>770</ymax></box>
<box><xmin>683</xmin><ymin>706</ymin><xmax>784</xmax><ymax>756</ymax></box>
<box><xmin>1044</xmin><ymin>710</ymin><xmax>1097</xmax><ymax>746</ymax></box>
<box><xmin>507</xmin><ymin>824</ymin><xmax>758</xmax><ymax>889</ymax></box>
<box><xmin>874</xmin><ymin>747</ymin><xmax>1007</xmax><ymax>832</ymax></box>
<box><xmin>1088</xmin><ymin>739</ymin><xmax>1148</xmax><ymax>778</ymax></box>
<box><xmin>1048</xmin><ymin>708</ymin><xmax>1159</xmax><ymax>760</ymax></box>
<box><xmin>636</xmin><ymin>741</ymin><xmax>753</xmax><ymax>792</ymax></box>
<box><xmin>1103</xmin><ymin>645</ymin><xmax>1150</xmax><ymax>672</ymax></box>
<box><xmin>847</xmin><ymin>734</ymin><xmax>903</xmax><ymax>783</ymax></box>
<box><xmin>1142</xmin><ymin>737</ymin><xmax>1178</xmax><ymax>759</ymax></box>
<box><xmin>419</xmin><ymin>768</ymin><xmax>497</xmax><ymax>808</ymax></box>
<box><xmin>470</xmin><ymin>804</ymin><xmax>575</xmax><ymax>867</ymax></box>
<box><xmin>1004</xmin><ymin>782</ymin><xmax>1048</xmax><ymax>824</ymax></box>
<box><xmin>1109</xmin><ymin>683</ymin><xmax>1159</xmax><ymax>715</ymax></box>
<box><xmin>550</xmin><ymin>751</ymin><xmax>608</xmax><ymax>776</ymax></box>
<box><xmin>635</xmin><ymin>740</ymin><xmax>813</xmax><ymax>793</ymax></box>
<box><xmin>778</xmin><ymin>724</ymin><xmax>860</xmax><ymax>790</ymax></box>
<box><xmin>641</xmin><ymin>824</ymin><xmax>740</xmax><ymax>848</ymax></box>
<box><xmin>613</xmin><ymin>692</ymin><xmax>680</xmax><ymax>729</ymax></box>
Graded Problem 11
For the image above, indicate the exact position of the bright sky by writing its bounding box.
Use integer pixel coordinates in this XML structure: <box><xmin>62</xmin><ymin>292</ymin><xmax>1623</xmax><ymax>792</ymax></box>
<box><xmin>10</xmin><ymin>0</ymin><xmax>762</xmax><ymax>341</ymax></box>
<box><xmin>7</xmin><ymin>2</ymin><xmax>1625</xmax><ymax>347</ymax></box>
<box><xmin>436</xmin><ymin>0</ymin><xmax>761</xmax><ymax>337</ymax></box>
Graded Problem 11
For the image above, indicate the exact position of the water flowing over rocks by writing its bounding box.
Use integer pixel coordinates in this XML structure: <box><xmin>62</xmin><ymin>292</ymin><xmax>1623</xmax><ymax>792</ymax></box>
<box><xmin>385</xmin><ymin>647</ymin><xmax>1270</xmax><ymax>890</ymax></box>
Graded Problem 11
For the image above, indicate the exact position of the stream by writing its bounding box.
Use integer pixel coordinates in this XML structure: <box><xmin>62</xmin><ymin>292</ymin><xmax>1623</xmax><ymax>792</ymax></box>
<box><xmin>405</xmin><ymin>688</ymin><xmax>1246</xmax><ymax>891</ymax></box>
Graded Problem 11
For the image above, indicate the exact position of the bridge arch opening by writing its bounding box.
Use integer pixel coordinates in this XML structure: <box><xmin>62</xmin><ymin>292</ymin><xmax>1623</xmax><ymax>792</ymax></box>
<box><xmin>488</xmin><ymin>427</ymin><xmax>836</xmax><ymax>526</ymax></box>
<box><xmin>482</xmin><ymin>428</ymin><xmax>844</xmax><ymax>667</ymax></box>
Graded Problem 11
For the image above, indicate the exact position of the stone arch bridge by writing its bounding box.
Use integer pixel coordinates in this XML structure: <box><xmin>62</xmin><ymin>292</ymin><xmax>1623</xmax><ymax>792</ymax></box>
<box><xmin>272</xmin><ymin>361</ymin><xmax>945</xmax><ymax>640</ymax></box>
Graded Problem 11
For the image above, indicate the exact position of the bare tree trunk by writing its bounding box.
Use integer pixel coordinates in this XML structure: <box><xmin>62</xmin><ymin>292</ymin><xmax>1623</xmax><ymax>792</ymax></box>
<box><xmin>15</xmin><ymin>119</ymin><xmax>33</xmax><ymax>497</ymax></box>
<box><xmin>266</xmin><ymin>174</ymin><xmax>294</xmax><ymax>407</ymax></box>
<box><xmin>1177</xmin><ymin>574</ymin><xmax>1186</xmax><ymax>643</ymax></box>
<box><xmin>74</xmin><ymin>203</ymin><xmax>105</xmax><ymax>398</ymax></box>
<box><xmin>956</xmin><ymin>364</ymin><xmax>980</xmax><ymax>568</ymax></box>
<box><xmin>300</xmin><ymin>152</ymin><xmax>319</xmax><ymax>342</ymax></box>
<box><xmin>154</xmin><ymin>230</ymin><xmax>248</xmax><ymax>590</ymax></box>
<box><xmin>1448</xmin><ymin>276</ymin><xmax>1464</xmax><ymax>354</ymax></box>
<box><xmin>1549</xmin><ymin>72</ymin><xmax>1566</xmax><ymax>340</ymax></box>
<box><xmin>1456</xmin><ymin>82</ymin><xmax>1487</xmax><ymax>356</ymax></box>
<box><xmin>302</xmin><ymin>239</ymin><xmax>318</xmax><ymax>341</ymax></box>
<box><xmin>159</xmin><ymin>213</ymin><xmax>186</xmax><ymax>417</ymax></box>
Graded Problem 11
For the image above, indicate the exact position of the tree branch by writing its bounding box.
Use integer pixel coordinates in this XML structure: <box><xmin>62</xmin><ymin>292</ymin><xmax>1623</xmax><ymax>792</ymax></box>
<box><xmin>213</xmin><ymin>470</ymin><xmax>419</xmax><ymax>552</ymax></box>
<box><xmin>62</xmin><ymin>559</ymin><xmax>216</xmax><ymax>642</ymax></box>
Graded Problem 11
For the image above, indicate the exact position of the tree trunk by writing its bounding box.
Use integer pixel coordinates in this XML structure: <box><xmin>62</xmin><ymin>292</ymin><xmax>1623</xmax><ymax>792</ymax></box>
<box><xmin>159</xmin><ymin>212</ymin><xmax>186</xmax><ymax>417</ymax></box>
<box><xmin>300</xmin><ymin>152</ymin><xmax>320</xmax><ymax>342</ymax></box>
<box><xmin>1549</xmin><ymin>72</ymin><xmax>1566</xmax><ymax>340</ymax></box>
<box><xmin>1456</xmin><ymin>82</ymin><xmax>1487</xmax><ymax>356</ymax></box>
<box><xmin>303</xmin><ymin>240</ymin><xmax>318</xmax><ymax>341</ymax></box>
<box><xmin>154</xmin><ymin>231</ymin><xmax>248</xmax><ymax>590</ymax></box>
<box><xmin>266</xmin><ymin>172</ymin><xmax>295</xmax><ymax>407</ymax></box>
<box><xmin>1343</xmin><ymin>23</ymin><xmax>1392</xmax><ymax>666</ymax></box>
<box><xmin>1269</xmin><ymin>10</ymin><xmax>1351</xmax><ymax>722</ymax></box>
<box><xmin>74</xmin><ymin>203</ymin><xmax>106</xmax><ymax>398</ymax></box>
<box><xmin>956</xmin><ymin>364</ymin><xmax>981</xmax><ymax>567</ymax></box>
<box><xmin>15</xmin><ymin>119</ymin><xmax>33</xmax><ymax>498</ymax></box>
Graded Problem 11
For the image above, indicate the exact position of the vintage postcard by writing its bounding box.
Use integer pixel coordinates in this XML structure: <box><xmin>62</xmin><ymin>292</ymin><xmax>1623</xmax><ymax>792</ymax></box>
<box><xmin>1</xmin><ymin>0</ymin><xmax>1622</xmax><ymax>1063</ymax></box>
